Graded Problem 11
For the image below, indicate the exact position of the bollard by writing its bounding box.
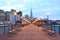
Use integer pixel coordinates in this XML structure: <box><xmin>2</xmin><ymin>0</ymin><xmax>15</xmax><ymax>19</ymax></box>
<box><xmin>59</xmin><ymin>26</ymin><xmax>60</xmax><ymax>34</ymax></box>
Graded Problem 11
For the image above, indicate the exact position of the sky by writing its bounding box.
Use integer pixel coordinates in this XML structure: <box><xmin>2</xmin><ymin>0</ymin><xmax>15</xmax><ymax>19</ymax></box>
<box><xmin>0</xmin><ymin>0</ymin><xmax>60</xmax><ymax>20</ymax></box>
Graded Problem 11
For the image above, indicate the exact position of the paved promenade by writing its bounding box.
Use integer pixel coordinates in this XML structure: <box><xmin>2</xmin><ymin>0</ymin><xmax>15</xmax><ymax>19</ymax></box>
<box><xmin>0</xmin><ymin>24</ymin><xmax>60</xmax><ymax>40</ymax></box>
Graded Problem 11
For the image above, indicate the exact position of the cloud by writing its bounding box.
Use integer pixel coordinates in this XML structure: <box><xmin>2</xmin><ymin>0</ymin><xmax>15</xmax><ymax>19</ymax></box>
<box><xmin>0</xmin><ymin>6</ymin><xmax>16</xmax><ymax>11</ymax></box>
<box><xmin>23</xmin><ymin>0</ymin><xmax>30</xmax><ymax>2</ymax></box>
<box><xmin>0</xmin><ymin>0</ymin><xmax>60</xmax><ymax>20</ymax></box>
<box><xmin>16</xmin><ymin>4</ymin><xmax>24</xmax><ymax>8</ymax></box>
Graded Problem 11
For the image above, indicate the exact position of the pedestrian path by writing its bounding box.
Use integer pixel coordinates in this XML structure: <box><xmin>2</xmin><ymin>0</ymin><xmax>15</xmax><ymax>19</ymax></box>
<box><xmin>0</xmin><ymin>24</ymin><xmax>60</xmax><ymax>40</ymax></box>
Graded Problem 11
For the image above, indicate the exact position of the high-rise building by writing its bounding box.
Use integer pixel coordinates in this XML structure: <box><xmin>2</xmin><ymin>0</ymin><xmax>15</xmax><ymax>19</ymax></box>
<box><xmin>30</xmin><ymin>8</ymin><xmax>33</xmax><ymax>20</ymax></box>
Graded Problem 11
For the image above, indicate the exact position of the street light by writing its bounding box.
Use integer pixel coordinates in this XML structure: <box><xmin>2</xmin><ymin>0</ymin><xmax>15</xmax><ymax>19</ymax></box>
<box><xmin>13</xmin><ymin>12</ymin><xmax>17</xmax><ymax>28</ymax></box>
<box><xmin>46</xmin><ymin>11</ymin><xmax>50</xmax><ymax>20</ymax></box>
<box><xmin>46</xmin><ymin>11</ymin><xmax>50</xmax><ymax>29</ymax></box>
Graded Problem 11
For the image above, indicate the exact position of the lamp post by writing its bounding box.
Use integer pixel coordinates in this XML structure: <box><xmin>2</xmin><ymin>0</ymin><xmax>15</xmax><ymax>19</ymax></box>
<box><xmin>13</xmin><ymin>12</ymin><xmax>17</xmax><ymax>28</ymax></box>
<box><xmin>46</xmin><ymin>12</ymin><xmax>50</xmax><ymax>20</ymax></box>
<box><xmin>46</xmin><ymin>12</ymin><xmax>50</xmax><ymax>29</ymax></box>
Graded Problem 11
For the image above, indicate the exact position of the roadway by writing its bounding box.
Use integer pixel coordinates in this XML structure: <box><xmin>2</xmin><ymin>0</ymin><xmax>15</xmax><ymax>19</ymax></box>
<box><xmin>0</xmin><ymin>24</ymin><xmax>60</xmax><ymax>40</ymax></box>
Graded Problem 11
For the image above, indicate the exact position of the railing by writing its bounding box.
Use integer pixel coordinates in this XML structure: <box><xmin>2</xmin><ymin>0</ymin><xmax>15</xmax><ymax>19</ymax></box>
<box><xmin>42</xmin><ymin>24</ymin><xmax>60</xmax><ymax>34</ymax></box>
<box><xmin>0</xmin><ymin>24</ymin><xmax>18</xmax><ymax>35</ymax></box>
<box><xmin>35</xmin><ymin>20</ymin><xmax>60</xmax><ymax>34</ymax></box>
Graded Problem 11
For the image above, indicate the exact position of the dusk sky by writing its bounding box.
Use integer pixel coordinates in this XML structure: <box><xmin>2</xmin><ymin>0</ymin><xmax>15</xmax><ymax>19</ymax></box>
<box><xmin>0</xmin><ymin>0</ymin><xmax>60</xmax><ymax>20</ymax></box>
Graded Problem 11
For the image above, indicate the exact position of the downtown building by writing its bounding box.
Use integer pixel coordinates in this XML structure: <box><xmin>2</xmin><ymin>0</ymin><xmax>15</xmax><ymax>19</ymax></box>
<box><xmin>0</xmin><ymin>9</ymin><xmax>5</xmax><ymax>21</ymax></box>
<box><xmin>0</xmin><ymin>9</ymin><xmax>21</xmax><ymax>23</ymax></box>
<box><xmin>5</xmin><ymin>9</ymin><xmax>20</xmax><ymax>23</ymax></box>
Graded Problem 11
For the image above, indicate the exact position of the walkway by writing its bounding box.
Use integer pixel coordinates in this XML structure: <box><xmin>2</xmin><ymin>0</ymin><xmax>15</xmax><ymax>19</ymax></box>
<box><xmin>0</xmin><ymin>24</ymin><xmax>60</xmax><ymax>40</ymax></box>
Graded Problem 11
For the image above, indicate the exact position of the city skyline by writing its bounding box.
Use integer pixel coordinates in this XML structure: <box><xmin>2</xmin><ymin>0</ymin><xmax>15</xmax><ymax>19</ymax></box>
<box><xmin>0</xmin><ymin>0</ymin><xmax>60</xmax><ymax>20</ymax></box>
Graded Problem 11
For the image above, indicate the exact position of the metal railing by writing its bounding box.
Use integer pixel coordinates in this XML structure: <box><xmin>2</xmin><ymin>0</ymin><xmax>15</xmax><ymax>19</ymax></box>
<box><xmin>42</xmin><ymin>24</ymin><xmax>60</xmax><ymax>34</ymax></box>
<box><xmin>0</xmin><ymin>24</ymin><xmax>17</xmax><ymax>35</ymax></box>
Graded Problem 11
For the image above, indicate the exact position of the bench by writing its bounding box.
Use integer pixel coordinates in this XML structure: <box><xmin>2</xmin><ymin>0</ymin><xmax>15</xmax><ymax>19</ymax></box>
<box><xmin>42</xmin><ymin>28</ymin><xmax>50</xmax><ymax>31</ymax></box>
<box><xmin>15</xmin><ymin>28</ymin><xmax>20</xmax><ymax>31</ymax></box>
<box><xmin>42</xmin><ymin>28</ymin><xmax>47</xmax><ymax>31</ymax></box>
<box><xmin>8</xmin><ymin>29</ymin><xmax>16</xmax><ymax>34</ymax></box>
<box><xmin>47</xmin><ymin>30</ymin><xmax>56</xmax><ymax>36</ymax></box>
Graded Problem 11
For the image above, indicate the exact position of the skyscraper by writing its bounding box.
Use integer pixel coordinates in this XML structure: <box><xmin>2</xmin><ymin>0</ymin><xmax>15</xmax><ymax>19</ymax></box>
<box><xmin>30</xmin><ymin>8</ymin><xmax>33</xmax><ymax>20</ymax></box>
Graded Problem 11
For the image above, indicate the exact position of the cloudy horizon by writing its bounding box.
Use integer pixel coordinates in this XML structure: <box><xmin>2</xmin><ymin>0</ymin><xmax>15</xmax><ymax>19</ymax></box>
<box><xmin>0</xmin><ymin>0</ymin><xmax>60</xmax><ymax>20</ymax></box>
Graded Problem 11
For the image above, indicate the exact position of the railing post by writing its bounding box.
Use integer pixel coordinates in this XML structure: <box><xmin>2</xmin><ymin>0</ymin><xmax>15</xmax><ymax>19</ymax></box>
<box><xmin>4</xmin><ymin>24</ymin><xmax>5</xmax><ymax>34</ymax></box>
<box><xmin>10</xmin><ymin>24</ymin><xmax>12</xmax><ymax>30</ymax></box>
<box><xmin>51</xmin><ymin>24</ymin><xmax>52</xmax><ymax>30</ymax></box>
